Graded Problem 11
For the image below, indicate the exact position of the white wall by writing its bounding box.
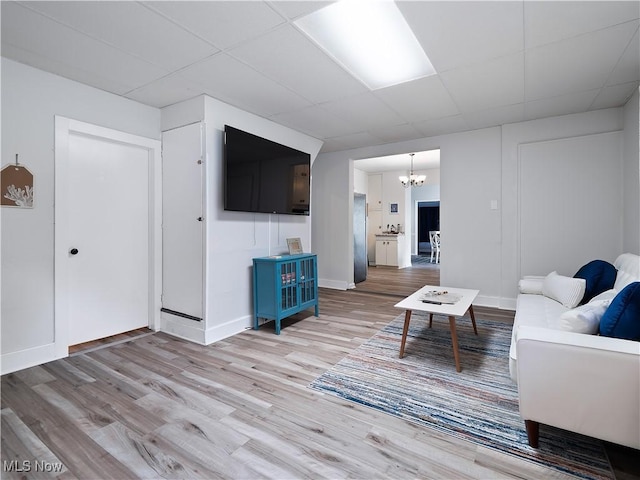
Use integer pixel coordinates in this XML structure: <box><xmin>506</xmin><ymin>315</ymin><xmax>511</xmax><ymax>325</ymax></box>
<box><xmin>313</xmin><ymin>107</ymin><xmax>629</xmax><ymax>308</ymax></box>
<box><xmin>622</xmin><ymin>87</ymin><xmax>640</xmax><ymax>255</ymax></box>
<box><xmin>501</xmin><ymin>108</ymin><xmax>624</xmax><ymax>304</ymax></box>
<box><xmin>518</xmin><ymin>131</ymin><xmax>622</xmax><ymax>277</ymax></box>
<box><xmin>312</xmin><ymin>154</ymin><xmax>353</xmax><ymax>289</ymax></box>
<box><xmin>1</xmin><ymin>58</ymin><xmax>160</xmax><ymax>373</ymax></box>
<box><xmin>161</xmin><ymin>95</ymin><xmax>323</xmax><ymax>343</ymax></box>
<box><xmin>353</xmin><ymin>167</ymin><xmax>368</xmax><ymax>195</ymax></box>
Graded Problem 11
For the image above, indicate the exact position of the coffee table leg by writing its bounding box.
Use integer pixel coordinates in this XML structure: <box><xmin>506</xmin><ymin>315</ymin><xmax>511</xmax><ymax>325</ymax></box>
<box><xmin>468</xmin><ymin>305</ymin><xmax>478</xmax><ymax>335</ymax></box>
<box><xmin>449</xmin><ymin>316</ymin><xmax>461</xmax><ymax>372</ymax></box>
<box><xmin>399</xmin><ymin>310</ymin><xmax>412</xmax><ymax>358</ymax></box>
<box><xmin>429</xmin><ymin>313</ymin><xmax>433</xmax><ymax>328</ymax></box>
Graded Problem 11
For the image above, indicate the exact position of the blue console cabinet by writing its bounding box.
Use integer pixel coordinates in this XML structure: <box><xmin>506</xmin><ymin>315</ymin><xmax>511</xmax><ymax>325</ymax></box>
<box><xmin>252</xmin><ymin>254</ymin><xmax>319</xmax><ymax>334</ymax></box>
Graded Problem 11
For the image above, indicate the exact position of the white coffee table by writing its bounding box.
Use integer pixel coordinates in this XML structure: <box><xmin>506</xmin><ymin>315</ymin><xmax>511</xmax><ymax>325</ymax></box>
<box><xmin>395</xmin><ymin>285</ymin><xmax>480</xmax><ymax>372</ymax></box>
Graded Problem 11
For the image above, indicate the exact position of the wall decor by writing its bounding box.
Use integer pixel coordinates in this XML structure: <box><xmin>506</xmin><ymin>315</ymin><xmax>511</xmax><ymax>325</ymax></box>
<box><xmin>1</xmin><ymin>155</ymin><xmax>34</xmax><ymax>208</ymax></box>
<box><xmin>389</xmin><ymin>202</ymin><xmax>399</xmax><ymax>214</ymax></box>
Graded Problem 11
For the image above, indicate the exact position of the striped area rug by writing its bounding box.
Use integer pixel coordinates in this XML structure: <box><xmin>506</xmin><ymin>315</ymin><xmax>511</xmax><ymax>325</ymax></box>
<box><xmin>309</xmin><ymin>313</ymin><xmax>613</xmax><ymax>480</ymax></box>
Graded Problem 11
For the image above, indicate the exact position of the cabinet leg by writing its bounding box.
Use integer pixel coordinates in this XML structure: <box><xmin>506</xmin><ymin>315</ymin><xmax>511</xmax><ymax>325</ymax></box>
<box><xmin>275</xmin><ymin>319</ymin><xmax>281</xmax><ymax>335</ymax></box>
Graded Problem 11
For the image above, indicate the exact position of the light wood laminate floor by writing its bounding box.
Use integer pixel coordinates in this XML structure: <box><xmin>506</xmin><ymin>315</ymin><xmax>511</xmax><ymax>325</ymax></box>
<box><xmin>2</xmin><ymin>261</ymin><xmax>638</xmax><ymax>479</ymax></box>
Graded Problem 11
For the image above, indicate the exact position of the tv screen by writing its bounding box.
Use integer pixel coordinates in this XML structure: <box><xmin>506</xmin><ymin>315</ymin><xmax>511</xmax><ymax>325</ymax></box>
<box><xmin>224</xmin><ymin>125</ymin><xmax>311</xmax><ymax>215</ymax></box>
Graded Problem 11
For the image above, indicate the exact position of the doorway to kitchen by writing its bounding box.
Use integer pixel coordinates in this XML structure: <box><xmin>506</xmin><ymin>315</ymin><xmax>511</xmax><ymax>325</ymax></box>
<box><xmin>417</xmin><ymin>201</ymin><xmax>440</xmax><ymax>256</ymax></box>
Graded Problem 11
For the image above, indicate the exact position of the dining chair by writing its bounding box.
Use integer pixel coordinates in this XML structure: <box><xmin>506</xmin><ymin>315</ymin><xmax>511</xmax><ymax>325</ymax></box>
<box><xmin>429</xmin><ymin>230</ymin><xmax>441</xmax><ymax>264</ymax></box>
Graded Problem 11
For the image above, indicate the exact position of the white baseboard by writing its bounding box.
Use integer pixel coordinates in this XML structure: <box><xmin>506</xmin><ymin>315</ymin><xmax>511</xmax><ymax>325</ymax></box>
<box><xmin>204</xmin><ymin>315</ymin><xmax>251</xmax><ymax>344</ymax></box>
<box><xmin>475</xmin><ymin>295</ymin><xmax>517</xmax><ymax>311</ymax></box>
<box><xmin>161</xmin><ymin>312</ymin><xmax>205</xmax><ymax>344</ymax></box>
<box><xmin>1</xmin><ymin>343</ymin><xmax>66</xmax><ymax>375</ymax></box>
<box><xmin>318</xmin><ymin>278</ymin><xmax>350</xmax><ymax>290</ymax></box>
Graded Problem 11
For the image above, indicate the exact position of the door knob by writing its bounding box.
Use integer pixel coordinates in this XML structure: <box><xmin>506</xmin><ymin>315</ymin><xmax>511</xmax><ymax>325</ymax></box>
<box><xmin>69</xmin><ymin>248</ymin><xmax>79</xmax><ymax>255</ymax></box>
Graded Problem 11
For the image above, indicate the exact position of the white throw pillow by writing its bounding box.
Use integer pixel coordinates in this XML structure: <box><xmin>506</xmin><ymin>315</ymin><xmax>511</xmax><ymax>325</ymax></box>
<box><xmin>589</xmin><ymin>288</ymin><xmax>617</xmax><ymax>305</ymax></box>
<box><xmin>518</xmin><ymin>277</ymin><xmax>544</xmax><ymax>294</ymax></box>
<box><xmin>553</xmin><ymin>302</ymin><xmax>608</xmax><ymax>334</ymax></box>
<box><xmin>542</xmin><ymin>271</ymin><xmax>586</xmax><ymax>308</ymax></box>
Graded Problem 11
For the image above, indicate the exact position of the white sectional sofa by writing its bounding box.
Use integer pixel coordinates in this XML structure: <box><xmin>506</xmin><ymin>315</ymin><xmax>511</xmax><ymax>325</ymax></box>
<box><xmin>510</xmin><ymin>253</ymin><xmax>640</xmax><ymax>449</ymax></box>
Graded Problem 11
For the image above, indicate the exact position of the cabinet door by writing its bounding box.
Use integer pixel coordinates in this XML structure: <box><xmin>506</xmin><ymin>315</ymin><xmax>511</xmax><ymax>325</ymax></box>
<box><xmin>161</xmin><ymin>123</ymin><xmax>204</xmax><ymax>319</ymax></box>
<box><xmin>387</xmin><ymin>240</ymin><xmax>399</xmax><ymax>267</ymax></box>
<box><xmin>368</xmin><ymin>210</ymin><xmax>382</xmax><ymax>265</ymax></box>
<box><xmin>368</xmin><ymin>174</ymin><xmax>382</xmax><ymax>211</ymax></box>
<box><xmin>375</xmin><ymin>240</ymin><xmax>386</xmax><ymax>266</ymax></box>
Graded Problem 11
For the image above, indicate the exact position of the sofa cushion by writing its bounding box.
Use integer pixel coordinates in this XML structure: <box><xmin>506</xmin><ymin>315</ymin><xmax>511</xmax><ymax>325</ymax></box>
<box><xmin>553</xmin><ymin>302</ymin><xmax>607</xmax><ymax>334</ymax></box>
<box><xmin>573</xmin><ymin>260</ymin><xmax>617</xmax><ymax>304</ymax></box>
<box><xmin>542</xmin><ymin>271</ymin><xmax>586</xmax><ymax>309</ymax></box>
<box><xmin>599</xmin><ymin>282</ymin><xmax>640</xmax><ymax>340</ymax></box>
<box><xmin>614</xmin><ymin>253</ymin><xmax>640</xmax><ymax>291</ymax></box>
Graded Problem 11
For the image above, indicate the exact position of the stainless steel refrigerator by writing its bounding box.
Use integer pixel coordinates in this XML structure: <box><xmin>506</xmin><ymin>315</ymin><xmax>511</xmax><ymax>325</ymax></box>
<box><xmin>354</xmin><ymin>193</ymin><xmax>367</xmax><ymax>283</ymax></box>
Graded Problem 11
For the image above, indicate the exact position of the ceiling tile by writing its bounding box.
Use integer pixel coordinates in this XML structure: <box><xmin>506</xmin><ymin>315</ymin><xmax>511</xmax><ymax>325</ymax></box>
<box><xmin>320</xmin><ymin>93</ymin><xmax>406</xmax><ymax>131</ymax></box>
<box><xmin>175</xmin><ymin>53</ymin><xmax>311</xmax><ymax>117</ymax></box>
<box><xmin>607</xmin><ymin>27</ymin><xmax>640</xmax><ymax>86</ymax></box>
<box><xmin>440</xmin><ymin>53</ymin><xmax>524</xmax><ymax>113</ymax></box>
<box><xmin>524</xmin><ymin>1</ymin><xmax>640</xmax><ymax>48</ymax></box>
<box><xmin>229</xmin><ymin>25</ymin><xmax>368</xmax><ymax>103</ymax></box>
<box><xmin>124</xmin><ymin>74</ymin><xmax>203</xmax><ymax>108</ymax></box>
<box><xmin>1</xmin><ymin>2</ymin><xmax>168</xmax><ymax>92</ymax></box>
<box><xmin>267</xmin><ymin>1</ymin><xmax>331</xmax><ymax>21</ymax></box>
<box><xmin>525</xmin><ymin>89</ymin><xmax>600</xmax><ymax>120</ymax></box>
<box><xmin>143</xmin><ymin>1</ymin><xmax>286</xmax><ymax>50</ymax></box>
<box><xmin>2</xmin><ymin>42</ymin><xmax>134</xmax><ymax>95</ymax></box>
<box><xmin>399</xmin><ymin>0</ymin><xmax>524</xmax><ymax>74</ymax></box>
<box><xmin>464</xmin><ymin>104</ymin><xmax>525</xmax><ymax>130</ymax></box>
<box><xmin>413</xmin><ymin>115</ymin><xmax>469</xmax><ymax>138</ymax></box>
<box><xmin>270</xmin><ymin>105</ymin><xmax>356</xmax><ymax>139</ymax></box>
<box><xmin>374</xmin><ymin>75</ymin><xmax>459</xmax><ymax>123</ymax></box>
<box><xmin>525</xmin><ymin>21</ymin><xmax>638</xmax><ymax>101</ymax></box>
<box><xmin>368</xmin><ymin>124</ymin><xmax>423</xmax><ymax>144</ymax></box>
<box><xmin>22</xmin><ymin>1</ymin><xmax>218</xmax><ymax>70</ymax></box>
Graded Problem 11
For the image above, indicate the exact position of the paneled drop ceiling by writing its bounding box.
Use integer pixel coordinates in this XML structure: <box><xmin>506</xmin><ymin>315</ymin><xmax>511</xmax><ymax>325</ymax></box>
<box><xmin>2</xmin><ymin>1</ymin><xmax>639</xmax><ymax>153</ymax></box>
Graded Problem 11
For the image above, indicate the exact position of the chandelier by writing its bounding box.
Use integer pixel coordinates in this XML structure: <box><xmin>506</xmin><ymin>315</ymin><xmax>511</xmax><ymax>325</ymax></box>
<box><xmin>399</xmin><ymin>153</ymin><xmax>426</xmax><ymax>187</ymax></box>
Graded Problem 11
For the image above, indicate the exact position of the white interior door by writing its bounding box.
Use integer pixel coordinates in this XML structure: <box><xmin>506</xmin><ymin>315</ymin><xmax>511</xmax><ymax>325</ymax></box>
<box><xmin>161</xmin><ymin>123</ymin><xmax>204</xmax><ymax>319</ymax></box>
<box><xmin>66</xmin><ymin>133</ymin><xmax>150</xmax><ymax>345</ymax></box>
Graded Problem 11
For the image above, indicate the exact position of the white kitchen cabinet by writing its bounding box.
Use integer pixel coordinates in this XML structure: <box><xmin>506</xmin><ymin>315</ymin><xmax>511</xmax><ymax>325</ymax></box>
<box><xmin>368</xmin><ymin>174</ymin><xmax>382</xmax><ymax>211</ymax></box>
<box><xmin>375</xmin><ymin>236</ymin><xmax>400</xmax><ymax>267</ymax></box>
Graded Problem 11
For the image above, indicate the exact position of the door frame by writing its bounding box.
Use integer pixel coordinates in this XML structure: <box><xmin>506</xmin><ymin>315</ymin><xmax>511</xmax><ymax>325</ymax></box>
<box><xmin>54</xmin><ymin>116</ymin><xmax>162</xmax><ymax>357</ymax></box>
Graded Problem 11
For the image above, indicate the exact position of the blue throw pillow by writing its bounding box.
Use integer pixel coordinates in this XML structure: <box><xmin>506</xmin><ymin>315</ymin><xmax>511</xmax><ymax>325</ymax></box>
<box><xmin>599</xmin><ymin>282</ymin><xmax>640</xmax><ymax>340</ymax></box>
<box><xmin>574</xmin><ymin>260</ymin><xmax>617</xmax><ymax>304</ymax></box>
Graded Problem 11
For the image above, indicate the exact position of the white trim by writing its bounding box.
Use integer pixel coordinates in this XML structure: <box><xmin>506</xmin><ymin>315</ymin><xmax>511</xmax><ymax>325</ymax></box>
<box><xmin>161</xmin><ymin>312</ymin><xmax>205</xmax><ymax>344</ymax></box>
<box><xmin>318</xmin><ymin>278</ymin><xmax>350</xmax><ymax>290</ymax></box>
<box><xmin>1</xmin><ymin>343</ymin><xmax>64</xmax><ymax>376</ymax></box>
<box><xmin>54</xmin><ymin>116</ymin><xmax>162</xmax><ymax>359</ymax></box>
<box><xmin>204</xmin><ymin>315</ymin><xmax>251</xmax><ymax>344</ymax></box>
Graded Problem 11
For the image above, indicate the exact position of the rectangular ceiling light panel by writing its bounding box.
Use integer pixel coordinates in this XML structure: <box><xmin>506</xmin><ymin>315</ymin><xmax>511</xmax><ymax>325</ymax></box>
<box><xmin>295</xmin><ymin>0</ymin><xmax>436</xmax><ymax>90</ymax></box>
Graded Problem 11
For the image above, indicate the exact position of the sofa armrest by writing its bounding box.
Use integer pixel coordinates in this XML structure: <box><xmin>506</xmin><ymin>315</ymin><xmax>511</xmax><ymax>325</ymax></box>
<box><xmin>516</xmin><ymin>326</ymin><xmax>640</xmax><ymax>449</ymax></box>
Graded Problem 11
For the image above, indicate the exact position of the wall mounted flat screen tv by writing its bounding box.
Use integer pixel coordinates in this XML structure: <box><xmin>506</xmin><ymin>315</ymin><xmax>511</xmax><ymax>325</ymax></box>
<box><xmin>224</xmin><ymin>125</ymin><xmax>311</xmax><ymax>215</ymax></box>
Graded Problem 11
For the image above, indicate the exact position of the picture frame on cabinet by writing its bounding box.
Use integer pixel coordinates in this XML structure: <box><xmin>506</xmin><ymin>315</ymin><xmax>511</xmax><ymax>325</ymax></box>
<box><xmin>287</xmin><ymin>237</ymin><xmax>303</xmax><ymax>255</ymax></box>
